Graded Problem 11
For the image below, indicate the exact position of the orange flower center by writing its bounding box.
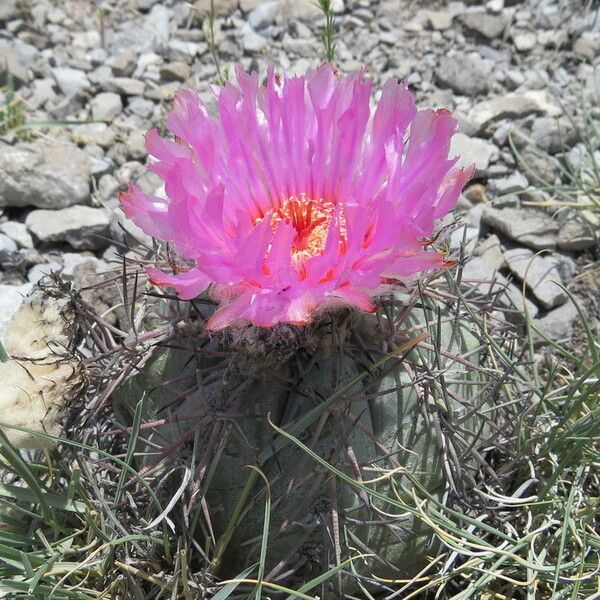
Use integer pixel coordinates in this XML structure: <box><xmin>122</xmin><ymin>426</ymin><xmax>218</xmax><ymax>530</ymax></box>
<box><xmin>262</xmin><ymin>194</ymin><xmax>346</xmax><ymax>268</ymax></box>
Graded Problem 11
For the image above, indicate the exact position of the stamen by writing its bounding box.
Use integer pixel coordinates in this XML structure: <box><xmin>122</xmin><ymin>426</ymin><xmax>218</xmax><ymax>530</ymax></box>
<box><xmin>258</xmin><ymin>194</ymin><xmax>347</xmax><ymax>269</ymax></box>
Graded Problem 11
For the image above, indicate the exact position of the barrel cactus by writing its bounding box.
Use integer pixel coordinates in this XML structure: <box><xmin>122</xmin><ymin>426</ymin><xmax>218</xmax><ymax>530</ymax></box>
<box><xmin>108</xmin><ymin>65</ymin><xmax>498</xmax><ymax>595</ymax></box>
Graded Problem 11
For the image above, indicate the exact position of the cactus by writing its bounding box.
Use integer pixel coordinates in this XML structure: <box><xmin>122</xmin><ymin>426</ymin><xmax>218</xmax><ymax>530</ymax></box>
<box><xmin>112</xmin><ymin>289</ymin><xmax>497</xmax><ymax>594</ymax></box>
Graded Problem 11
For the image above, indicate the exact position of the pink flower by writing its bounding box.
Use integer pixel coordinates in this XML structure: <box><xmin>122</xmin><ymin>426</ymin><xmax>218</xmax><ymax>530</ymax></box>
<box><xmin>120</xmin><ymin>66</ymin><xmax>473</xmax><ymax>330</ymax></box>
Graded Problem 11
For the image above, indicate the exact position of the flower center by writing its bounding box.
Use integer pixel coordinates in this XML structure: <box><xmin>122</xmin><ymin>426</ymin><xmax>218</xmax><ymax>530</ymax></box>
<box><xmin>264</xmin><ymin>194</ymin><xmax>346</xmax><ymax>268</ymax></box>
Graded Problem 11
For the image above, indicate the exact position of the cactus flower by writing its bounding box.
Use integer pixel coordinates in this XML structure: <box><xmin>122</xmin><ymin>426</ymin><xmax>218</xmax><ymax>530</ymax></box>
<box><xmin>120</xmin><ymin>66</ymin><xmax>473</xmax><ymax>329</ymax></box>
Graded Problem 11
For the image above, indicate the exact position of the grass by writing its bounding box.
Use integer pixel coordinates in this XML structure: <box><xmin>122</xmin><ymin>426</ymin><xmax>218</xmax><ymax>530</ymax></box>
<box><xmin>0</xmin><ymin>269</ymin><xmax>598</xmax><ymax>599</ymax></box>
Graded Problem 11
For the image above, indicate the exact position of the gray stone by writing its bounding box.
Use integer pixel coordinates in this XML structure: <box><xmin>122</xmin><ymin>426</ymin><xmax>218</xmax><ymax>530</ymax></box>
<box><xmin>90</xmin><ymin>92</ymin><xmax>123</xmax><ymax>121</ymax></box>
<box><xmin>249</xmin><ymin>1</ymin><xmax>278</xmax><ymax>30</ymax></box>
<box><xmin>425</xmin><ymin>10</ymin><xmax>454</xmax><ymax>31</ymax></box>
<box><xmin>530</xmin><ymin>117</ymin><xmax>575</xmax><ymax>154</ymax></box>
<box><xmin>460</xmin><ymin>12</ymin><xmax>508</xmax><ymax>40</ymax></box>
<box><xmin>61</xmin><ymin>253</ymin><xmax>96</xmax><ymax>278</ymax></box>
<box><xmin>128</xmin><ymin>96</ymin><xmax>155</xmax><ymax>119</ymax></box>
<box><xmin>159</xmin><ymin>61</ymin><xmax>191</xmax><ymax>82</ymax></box>
<box><xmin>195</xmin><ymin>0</ymin><xmax>238</xmax><ymax>16</ymax></box>
<box><xmin>72</xmin><ymin>123</ymin><xmax>116</xmax><ymax>148</ymax></box>
<box><xmin>534</xmin><ymin>301</ymin><xmax>578</xmax><ymax>342</ymax></box>
<box><xmin>243</xmin><ymin>30</ymin><xmax>268</xmax><ymax>52</ymax></box>
<box><xmin>0</xmin><ymin>222</ymin><xmax>33</xmax><ymax>249</ymax></box>
<box><xmin>241</xmin><ymin>0</ymin><xmax>263</xmax><ymax>10</ymax></box>
<box><xmin>277</xmin><ymin>0</ymin><xmax>322</xmax><ymax>22</ymax></box>
<box><xmin>465</xmin><ymin>93</ymin><xmax>548</xmax><ymax>136</ymax></box>
<box><xmin>144</xmin><ymin>4</ymin><xmax>171</xmax><ymax>45</ymax></box>
<box><xmin>483</xmin><ymin>207</ymin><xmax>559</xmax><ymax>250</ymax></box>
<box><xmin>0</xmin><ymin>0</ymin><xmax>19</xmax><ymax>21</ymax></box>
<box><xmin>0</xmin><ymin>140</ymin><xmax>90</xmax><ymax>209</ymax></box>
<box><xmin>450</xmin><ymin>133</ymin><xmax>498</xmax><ymax>175</ymax></box>
<box><xmin>102</xmin><ymin>77</ymin><xmax>145</xmax><ymax>96</ymax></box>
<box><xmin>0</xmin><ymin>283</ymin><xmax>33</xmax><ymax>338</ymax></box>
<box><xmin>557</xmin><ymin>219</ymin><xmax>596</xmax><ymax>251</ymax></box>
<box><xmin>461</xmin><ymin>256</ymin><xmax>538</xmax><ymax>317</ymax></box>
<box><xmin>503</xmin><ymin>248</ymin><xmax>566</xmax><ymax>309</ymax></box>
<box><xmin>27</xmin><ymin>261</ymin><xmax>63</xmax><ymax>284</ymax></box>
<box><xmin>0</xmin><ymin>233</ymin><xmax>17</xmax><ymax>264</ymax></box>
<box><xmin>512</xmin><ymin>31</ymin><xmax>536</xmax><ymax>51</ymax></box>
<box><xmin>487</xmin><ymin>171</ymin><xmax>529</xmax><ymax>196</ymax></box>
<box><xmin>435</xmin><ymin>52</ymin><xmax>491</xmax><ymax>96</ymax></box>
<box><xmin>573</xmin><ymin>32</ymin><xmax>600</xmax><ymax>60</ymax></box>
<box><xmin>474</xmin><ymin>234</ymin><xmax>505</xmax><ymax>269</ymax></box>
<box><xmin>51</xmin><ymin>66</ymin><xmax>90</xmax><ymax>96</ymax></box>
<box><xmin>0</xmin><ymin>43</ymin><xmax>29</xmax><ymax>87</ymax></box>
<box><xmin>26</xmin><ymin>206</ymin><xmax>110</xmax><ymax>250</ymax></box>
<box><xmin>109</xmin><ymin>48</ymin><xmax>137</xmax><ymax>77</ymax></box>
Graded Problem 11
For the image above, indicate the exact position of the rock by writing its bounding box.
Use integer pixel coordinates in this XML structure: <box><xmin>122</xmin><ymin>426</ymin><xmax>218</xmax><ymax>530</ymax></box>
<box><xmin>425</xmin><ymin>10</ymin><xmax>454</xmax><ymax>31</ymax></box>
<box><xmin>72</xmin><ymin>123</ymin><xmax>116</xmax><ymax>148</ymax></box>
<box><xmin>512</xmin><ymin>31</ymin><xmax>537</xmax><ymax>51</ymax></box>
<box><xmin>144</xmin><ymin>4</ymin><xmax>171</xmax><ymax>46</ymax></box>
<box><xmin>464</xmin><ymin>183</ymin><xmax>488</xmax><ymax>204</ymax></box>
<box><xmin>530</xmin><ymin>117</ymin><xmax>575</xmax><ymax>154</ymax></box>
<box><xmin>461</xmin><ymin>256</ymin><xmax>538</xmax><ymax>317</ymax></box>
<box><xmin>26</xmin><ymin>206</ymin><xmax>110</xmax><ymax>250</ymax></box>
<box><xmin>0</xmin><ymin>222</ymin><xmax>33</xmax><ymax>249</ymax></box>
<box><xmin>450</xmin><ymin>133</ymin><xmax>498</xmax><ymax>175</ymax></box>
<box><xmin>51</xmin><ymin>66</ymin><xmax>90</xmax><ymax>96</ymax></box>
<box><xmin>243</xmin><ymin>30</ymin><xmax>268</xmax><ymax>52</ymax></box>
<box><xmin>487</xmin><ymin>171</ymin><xmax>528</xmax><ymax>196</ymax></box>
<box><xmin>557</xmin><ymin>219</ymin><xmax>596</xmax><ymax>251</ymax></box>
<box><xmin>0</xmin><ymin>0</ymin><xmax>18</xmax><ymax>21</ymax></box>
<box><xmin>465</xmin><ymin>93</ymin><xmax>547</xmax><ymax>136</ymax></box>
<box><xmin>102</xmin><ymin>77</ymin><xmax>145</xmax><ymax>96</ymax></box>
<box><xmin>159</xmin><ymin>61</ymin><xmax>191</xmax><ymax>82</ymax></box>
<box><xmin>0</xmin><ymin>44</ymin><xmax>29</xmax><ymax>87</ymax></box>
<box><xmin>0</xmin><ymin>140</ymin><xmax>90</xmax><ymax>209</ymax></box>
<box><xmin>90</xmin><ymin>92</ymin><xmax>123</xmax><ymax>121</ymax></box>
<box><xmin>483</xmin><ymin>207</ymin><xmax>559</xmax><ymax>250</ymax></box>
<box><xmin>573</xmin><ymin>32</ymin><xmax>600</xmax><ymax>60</ymax></box>
<box><xmin>474</xmin><ymin>234</ymin><xmax>505</xmax><ymax>269</ymax></box>
<box><xmin>277</xmin><ymin>0</ymin><xmax>322</xmax><ymax>23</ymax></box>
<box><xmin>195</xmin><ymin>0</ymin><xmax>238</xmax><ymax>16</ymax></box>
<box><xmin>128</xmin><ymin>96</ymin><xmax>155</xmax><ymax>119</ymax></box>
<box><xmin>241</xmin><ymin>0</ymin><xmax>263</xmax><ymax>11</ymax></box>
<box><xmin>249</xmin><ymin>0</ymin><xmax>278</xmax><ymax>30</ymax></box>
<box><xmin>27</xmin><ymin>261</ymin><xmax>63</xmax><ymax>284</ymax></box>
<box><xmin>459</xmin><ymin>12</ymin><xmax>508</xmax><ymax>40</ymax></box>
<box><xmin>503</xmin><ymin>248</ymin><xmax>566</xmax><ymax>309</ymax></box>
<box><xmin>534</xmin><ymin>300</ymin><xmax>578</xmax><ymax>342</ymax></box>
<box><xmin>0</xmin><ymin>233</ymin><xmax>18</xmax><ymax>264</ymax></box>
<box><xmin>0</xmin><ymin>283</ymin><xmax>33</xmax><ymax>337</ymax></box>
<box><xmin>435</xmin><ymin>52</ymin><xmax>491</xmax><ymax>97</ymax></box>
<box><xmin>109</xmin><ymin>48</ymin><xmax>137</xmax><ymax>77</ymax></box>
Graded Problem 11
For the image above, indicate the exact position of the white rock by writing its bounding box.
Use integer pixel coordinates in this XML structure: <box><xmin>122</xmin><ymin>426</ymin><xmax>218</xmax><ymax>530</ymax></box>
<box><xmin>503</xmin><ymin>248</ymin><xmax>566</xmax><ymax>309</ymax></box>
<box><xmin>243</xmin><ymin>30</ymin><xmax>268</xmax><ymax>52</ymax></box>
<box><xmin>248</xmin><ymin>0</ymin><xmax>278</xmax><ymax>30</ymax></box>
<box><xmin>513</xmin><ymin>31</ymin><xmax>537</xmax><ymax>51</ymax></box>
<box><xmin>0</xmin><ymin>222</ymin><xmax>33</xmax><ymax>249</ymax></box>
<box><xmin>102</xmin><ymin>77</ymin><xmax>145</xmax><ymax>96</ymax></box>
<box><xmin>51</xmin><ymin>66</ymin><xmax>90</xmax><ymax>96</ymax></box>
<box><xmin>0</xmin><ymin>140</ymin><xmax>90</xmax><ymax>209</ymax></box>
<box><xmin>450</xmin><ymin>133</ymin><xmax>498</xmax><ymax>175</ymax></box>
<box><xmin>0</xmin><ymin>283</ymin><xmax>33</xmax><ymax>337</ymax></box>
<box><xmin>482</xmin><ymin>207</ymin><xmax>559</xmax><ymax>250</ymax></box>
<box><xmin>534</xmin><ymin>301</ymin><xmax>578</xmax><ymax>342</ymax></box>
<box><xmin>26</xmin><ymin>206</ymin><xmax>110</xmax><ymax>250</ymax></box>
<box><xmin>90</xmin><ymin>92</ymin><xmax>123</xmax><ymax>121</ymax></box>
<box><xmin>27</xmin><ymin>261</ymin><xmax>63</xmax><ymax>284</ymax></box>
<box><xmin>465</xmin><ymin>92</ymin><xmax>554</xmax><ymax>135</ymax></box>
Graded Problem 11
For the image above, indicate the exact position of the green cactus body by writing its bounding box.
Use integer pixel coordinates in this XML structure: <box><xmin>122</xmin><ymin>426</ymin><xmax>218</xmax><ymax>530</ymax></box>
<box><xmin>113</xmin><ymin>298</ymin><xmax>492</xmax><ymax>594</ymax></box>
